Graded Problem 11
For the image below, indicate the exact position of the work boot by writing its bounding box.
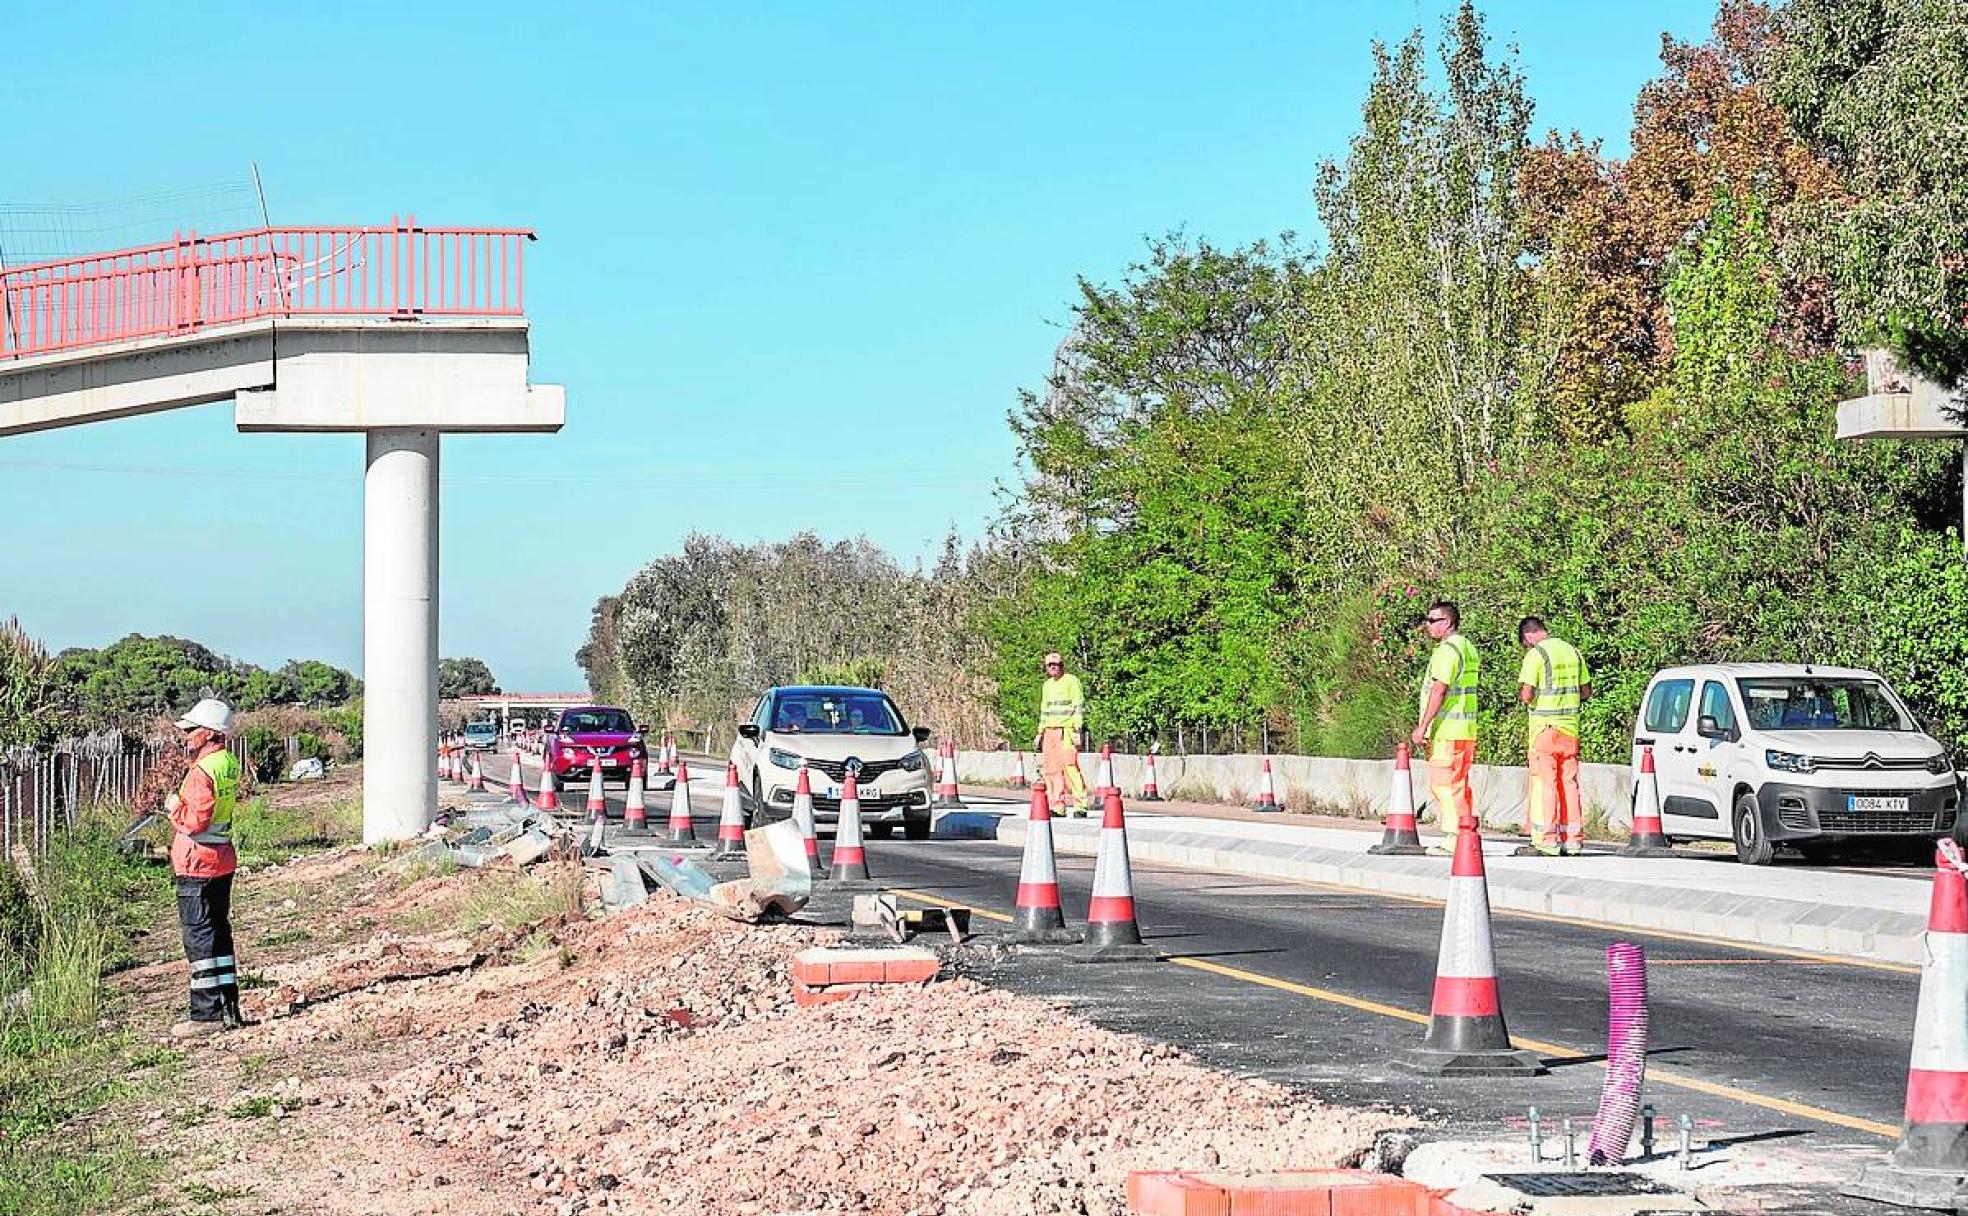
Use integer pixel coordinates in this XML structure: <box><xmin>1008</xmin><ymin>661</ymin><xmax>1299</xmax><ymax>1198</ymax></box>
<box><xmin>169</xmin><ymin>1018</ymin><xmax>227</xmax><ymax>1040</ymax></box>
<box><xmin>222</xmin><ymin>995</ymin><xmax>245</xmax><ymax>1030</ymax></box>
<box><xmin>1512</xmin><ymin>844</ymin><xmax>1560</xmax><ymax>858</ymax></box>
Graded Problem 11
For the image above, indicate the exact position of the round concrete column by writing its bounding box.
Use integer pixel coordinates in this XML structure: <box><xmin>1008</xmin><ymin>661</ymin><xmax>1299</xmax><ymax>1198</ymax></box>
<box><xmin>363</xmin><ymin>429</ymin><xmax>440</xmax><ymax>843</ymax></box>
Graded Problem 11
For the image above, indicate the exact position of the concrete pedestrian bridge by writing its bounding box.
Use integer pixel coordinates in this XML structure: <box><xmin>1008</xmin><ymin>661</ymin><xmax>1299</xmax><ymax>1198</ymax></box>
<box><xmin>1</xmin><ymin>219</ymin><xmax>565</xmax><ymax>842</ymax></box>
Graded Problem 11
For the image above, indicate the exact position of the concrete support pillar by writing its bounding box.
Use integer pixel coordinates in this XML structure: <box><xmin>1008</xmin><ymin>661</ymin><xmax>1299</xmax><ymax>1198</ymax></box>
<box><xmin>363</xmin><ymin>429</ymin><xmax>440</xmax><ymax>843</ymax></box>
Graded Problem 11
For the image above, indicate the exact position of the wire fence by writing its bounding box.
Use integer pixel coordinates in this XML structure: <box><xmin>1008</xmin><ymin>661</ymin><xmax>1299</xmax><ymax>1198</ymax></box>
<box><xmin>0</xmin><ymin>737</ymin><xmax>251</xmax><ymax>862</ymax></box>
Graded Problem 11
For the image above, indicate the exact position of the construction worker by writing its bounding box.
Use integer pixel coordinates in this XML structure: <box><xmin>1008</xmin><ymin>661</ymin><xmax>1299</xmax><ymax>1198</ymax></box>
<box><xmin>1032</xmin><ymin>651</ymin><xmax>1091</xmax><ymax>817</ymax></box>
<box><xmin>166</xmin><ymin>698</ymin><xmax>243</xmax><ymax>1039</ymax></box>
<box><xmin>1517</xmin><ymin>616</ymin><xmax>1592</xmax><ymax>857</ymax></box>
<box><xmin>1411</xmin><ymin>601</ymin><xmax>1479</xmax><ymax>856</ymax></box>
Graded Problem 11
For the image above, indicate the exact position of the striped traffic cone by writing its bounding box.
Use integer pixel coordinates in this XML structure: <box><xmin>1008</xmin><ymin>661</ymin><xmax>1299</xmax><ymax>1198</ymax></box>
<box><xmin>1009</xmin><ymin>785</ymin><xmax>1078</xmax><ymax>945</ymax></box>
<box><xmin>1621</xmin><ymin>746</ymin><xmax>1675</xmax><ymax>857</ymax></box>
<box><xmin>1094</xmin><ymin>744</ymin><xmax>1116</xmax><ymax>802</ymax></box>
<box><xmin>933</xmin><ymin>742</ymin><xmax>965</xmax><ymax>809</ymax></box>
<box><xmin>1369</xmin><ymin>743</ymin><xmax>1426</xmax><ymax>855</ymax></box>
<box><xmin>585</xmin><ymin>753</ymin><xmax>607</xmax><ymax>827</ymax></box>
<box><xmin>436</xmin><ymin>743</ymin><xmax>448</xmax><ymax>781</ymax></box>
<box><xmin>534</xmin><ymin>759</ymin><xmax>559</xmax><ymax>812</ymax></box>
<box><xmin>1008</xmin><ymin>749</ymin><xmax>1030</xmax><ymax>790</ymax></box>
<box><xmin>711</xmin><ymin>762</ymin><xmax>746</xmax><ymax>859</ymax></box>
<box><xmin>665</xmin><ymin>761</ymin><xmax>697</xmax><ymax>845</ymax></box>
<box><xmin>1846</xmin><ymin>843</ymin><xmax>1968</xmax><ymax>1209</ymax></box>
<box><xmin>791</xmin><ymin>765</ymin><xmax>824</xmax><ymax>878</ymax></box>
<box><xmin>655</xmin><ymin>736</ymin><xmax>674</xmax><ymax>776</ymax></box>
<box><xmin>1068</xmin><ymin>791</ymin><xmax>1159</xmax><ymax>962</ymax></box>
<box><xmin>1139</xmin><ymin>750</ymin><xmax>1163</xmax><ymax>802</ymax></box>
<box><xmin>1250</xmin><ymin>758</ymin><xmax>1282</xmax><ymax>812</ymax></box>
<box><xmin>1405</xmin><ymin>823</ymin><xmax>1544</xmax><ymax>1075</ymax></box>
<box><xmin>829</xmin><ymin>772</ymin><xmax>871</xmax><ymax>883</ymax></box>
<box><xmin>466</xmin><ymin>751</ymin><xmax>487</xmax><ymax>793</ymax></box>
<box><xmin>506</xmin><ymin>747</ymin><xmax>528</xmax><ymax>806</ymax></box>
<box><xmin>623</xmin><ymin>755</ymin><xmax>648</xmax><ymax>831</ymax></box>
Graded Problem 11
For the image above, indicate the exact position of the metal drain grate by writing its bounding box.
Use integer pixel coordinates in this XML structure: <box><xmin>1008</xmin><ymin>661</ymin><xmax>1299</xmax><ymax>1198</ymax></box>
<box><xmin>1484</xmin><ymin>1172</ymin><xmax>1679</xmax><ymax>1197</ymax></box>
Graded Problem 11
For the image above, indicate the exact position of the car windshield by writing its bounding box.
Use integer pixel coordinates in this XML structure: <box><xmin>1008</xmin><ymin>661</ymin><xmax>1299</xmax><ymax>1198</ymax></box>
<box><xmin>465</xmin><ymin>723</ymin><xmax>496</xmax><ymax>737</ymax></box>
<box><xmin>1737</xmin><ymin>678</ymin><xmax>1914</xmax><ymax>732</ymax></box>
<box><xmin>561</xmin><ymin>710</ymin><xmax>634</xmax><ymax>733</ymax></box>
<box><xmin>770</xmin><ymin>692</ymin><xmax>905</xmax><ymax>735</ymax></box>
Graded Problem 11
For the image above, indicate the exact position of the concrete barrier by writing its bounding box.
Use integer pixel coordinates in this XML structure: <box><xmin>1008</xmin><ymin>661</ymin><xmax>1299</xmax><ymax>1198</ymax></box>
<box><xmin>958</xmin><ymin>749</ymin><xmax>1634</xmax><ymax>834</ymax></box>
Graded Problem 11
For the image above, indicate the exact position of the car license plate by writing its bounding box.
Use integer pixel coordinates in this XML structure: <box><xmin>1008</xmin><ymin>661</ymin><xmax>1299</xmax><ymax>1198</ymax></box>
<box><xmin>1849</xmin><ymin>795</ymin><xmax>1910</xmax><ymax>813</ymax></box>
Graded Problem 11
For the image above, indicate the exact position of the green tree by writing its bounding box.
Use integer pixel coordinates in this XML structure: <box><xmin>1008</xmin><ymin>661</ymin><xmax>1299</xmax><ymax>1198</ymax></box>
<box><xmin>437</xmin><ymin>657</ymin><xmax>500</xmax><ymax>699</ymax></box>
<box><xmin>285</xmin><ymin>659</ymin><xmax>357</xmax><ymax>705</ymax></box>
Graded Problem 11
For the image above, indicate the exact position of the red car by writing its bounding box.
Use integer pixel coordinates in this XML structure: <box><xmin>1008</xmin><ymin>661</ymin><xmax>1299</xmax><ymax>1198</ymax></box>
<box><xmin>546</xmin><ymin>705</ymin><xmax>646</xmax><ymax>784</ymax></box>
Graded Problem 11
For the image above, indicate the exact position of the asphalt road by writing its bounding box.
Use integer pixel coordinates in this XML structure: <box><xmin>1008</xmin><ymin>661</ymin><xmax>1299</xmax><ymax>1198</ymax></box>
<box><xmin>478</xmin><ymin>751</ymin><xmax>1914</xmax><ymax>1203</ymax></box>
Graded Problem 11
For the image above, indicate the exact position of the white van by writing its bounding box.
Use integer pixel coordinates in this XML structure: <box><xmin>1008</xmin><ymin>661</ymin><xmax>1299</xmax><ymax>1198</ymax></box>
<box><xmin>1633</xmin><ymin>663</ymin><xmax>1959</xmax><ymax>864</ymax></box>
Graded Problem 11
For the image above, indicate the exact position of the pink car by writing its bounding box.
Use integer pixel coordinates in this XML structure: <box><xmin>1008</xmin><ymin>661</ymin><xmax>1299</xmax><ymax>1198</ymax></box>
<box><xmin>546</xmin><ymin>705</ymin><xmax>646</xmax><ymax>784</ymax></box>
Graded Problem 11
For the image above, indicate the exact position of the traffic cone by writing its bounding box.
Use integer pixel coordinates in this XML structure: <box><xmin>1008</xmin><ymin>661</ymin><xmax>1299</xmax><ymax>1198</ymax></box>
<box><xmin>1069</xmin><ymin>791</ymin><xmax>1159</xmax><ymax>962</ymax></box>
<box><xmin>534</xmin><ymin>758</ymin><xmax>558</xmax><ymax>812</ymax></box>
<box><xmin>711</xmin><ymin>762</ymin><xmax>746</xmax><ymax>859</ymax></box>
<box><xmin>585</xmin><ymin>753</ymin><xmax>607</xmax><ymax>826</ymax></box>
<box><xmin>506</xmin><ymin>747</ymin><xmax>527</xmax><ymax>806</ymax></box>
<box><xmin>623</xmin><ymin>755</ymin><xmax>648</xmax><ymax>831</ymax></box>
<box><xmin>466</xmin><ymin>750</ymin><xmax>487</xmax><ymax>793</ymax></box>
<box><xmin>934</xmin><ymin>742</ymin><xmax>965</xmax><ymax>809</ymax></box>
<box><xmin>436</xmin><ymin>742</ymin><xmax>448</xmax><ymax>781</ymax></box>
<box><xmin>1250</xmin><ymin>758</ymin><xmax>1282</xmax><ymax>812</ymax></box>
<box><xmin>1139</xmin><ymin>750</ymin><xmax>1163</xmax><ymax>802</ymax></box>
<box><xmin>1009</xmin><ymin>749</ymin><xmax>1030</xmax><ymax>790</ymax></box>
<box><xmin>1009</xmin><ymin>785</ymin><xmax>1078</xmax><ymax>945</ymax></box>
<box><xmin>1621</xmin><ymin>746</ymin><xmax>1675</xmax><ymax>857</ymax></box>
<box><xmin>665</xmin><ymin>761</ymin><xmax>697</xmax><ymax>845</ymax></box>
<box><xmin>1846</xmin><ymin>843</ymin><xmax>1968</xmax><ymax>1209</ymax></box>
<box><xmin>1405</xmin><ymin>823</ymin><xmax>1544</xmax><ymax>1075</ymax></box>
<box><xmin>791</xmin><ymin>764</ymin><xmax>823</xmax><ymax>878</ymax></box>
<box><xmin>655</xmin><ymin>736</ymin><xmax>673</xmax><ymax>776</ymax></box>
<box><xmin>829</xmin><ymin>773</ymin><xmax>871</xmax><ymax>883</ymax></box>
<box><xmin>1369</xmin><ymin>743</ymin><xmax>1426</xmax><ymax>855</ymax></box>
<box><xmin>1094</xmin><ymin>744</ymin><xmax>1116</xmax><ymax>802</ymax></box>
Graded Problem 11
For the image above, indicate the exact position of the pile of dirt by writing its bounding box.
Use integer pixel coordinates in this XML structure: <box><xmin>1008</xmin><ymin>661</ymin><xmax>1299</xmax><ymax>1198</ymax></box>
<box><xmin>180</xmin><ymin>854</ymin><xmax>1394</xmax><ymax>1216</ymax></box>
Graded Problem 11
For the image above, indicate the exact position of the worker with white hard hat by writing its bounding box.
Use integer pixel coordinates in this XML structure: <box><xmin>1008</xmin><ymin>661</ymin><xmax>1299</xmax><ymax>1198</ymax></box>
<box><xmin>165</xmin><ymin>697</ymin><xmax>244</xmax><ymax>1038</ymax></box>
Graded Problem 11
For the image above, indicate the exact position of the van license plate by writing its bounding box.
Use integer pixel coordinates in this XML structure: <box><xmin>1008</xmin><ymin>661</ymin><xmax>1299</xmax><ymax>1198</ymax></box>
<box><xmin>1849</xmin><ymin>795</ymin><xmax>1910</xmax><ymax>813</ymax></box>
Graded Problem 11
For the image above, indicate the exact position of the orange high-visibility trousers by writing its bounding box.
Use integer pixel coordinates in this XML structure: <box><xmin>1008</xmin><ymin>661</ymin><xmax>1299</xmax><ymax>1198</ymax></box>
<box><xmin>1527</xmin><ymin>727</ymin><xmax>1583</xmax><ymax>851</ymax></box>
<box><xmin>1039</xmin><ymin>727</ymin><xmax>1089</xmax><ymax>814</ymax></box>
<box><xmin>1428</xmin><ymin>738</ymin><xmax>1476</xmax><ymax>848</ymax></box>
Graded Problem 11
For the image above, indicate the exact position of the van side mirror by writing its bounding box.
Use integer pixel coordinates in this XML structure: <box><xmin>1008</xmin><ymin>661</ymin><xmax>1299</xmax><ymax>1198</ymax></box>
<box><xmin>912</xmin><ymin>725</ymin><xmax>931</xmax><ymax>744</ymax></box>
<box><xmin>737</xmin><ymin>724</ymin><xmax>760</xmax><ymax>741</ymax></box>
<box><xmin>1696</xmin><ymin>715</ymin><xmax>1734</xmax><ymax>741</ymax></box>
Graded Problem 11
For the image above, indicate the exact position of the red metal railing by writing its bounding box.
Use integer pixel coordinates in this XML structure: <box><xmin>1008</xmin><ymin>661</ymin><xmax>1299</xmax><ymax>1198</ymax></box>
<box><xmin>0</xmin><ymin>217</ymin><xmax>533</xmax><ymax>360</ymax></box>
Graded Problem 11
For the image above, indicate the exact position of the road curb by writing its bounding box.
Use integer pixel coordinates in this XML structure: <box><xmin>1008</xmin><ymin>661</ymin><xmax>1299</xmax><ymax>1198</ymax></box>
<box><xmin>996</xmin><ymin>816</ymin><xmax>1926</xmax><ymax>966</ymax></box>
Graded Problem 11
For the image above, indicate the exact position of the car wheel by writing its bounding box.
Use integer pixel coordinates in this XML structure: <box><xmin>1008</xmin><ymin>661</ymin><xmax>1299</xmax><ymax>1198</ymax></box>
<box><xmin>904</xmin><ymin>818</ymin><xmax>930</xmax><ymax>841</ymax></box>
<box><xmin>1733</xmin><ymin>792</ymin><xmax>1775</xmax><ymax>865</ymax></box>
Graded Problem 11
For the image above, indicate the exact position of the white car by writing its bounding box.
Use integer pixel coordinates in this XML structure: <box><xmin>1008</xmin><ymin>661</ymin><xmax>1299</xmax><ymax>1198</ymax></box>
<box><xmin>732</xmin><ymin>685</ymin><xmax>934</xmax><ymax>840</ymax></box>
<box><xmin>1633</xmin><ymin>663</ymin><xmax>1960</xmax><ymax>864</ymax></box>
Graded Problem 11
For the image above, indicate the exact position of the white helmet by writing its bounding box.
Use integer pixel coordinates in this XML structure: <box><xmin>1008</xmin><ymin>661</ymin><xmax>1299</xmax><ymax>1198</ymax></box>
<box><xmin>174</xmin><ymin>698</ymin><xmax>235</xmax><ymax>735</ymax></box>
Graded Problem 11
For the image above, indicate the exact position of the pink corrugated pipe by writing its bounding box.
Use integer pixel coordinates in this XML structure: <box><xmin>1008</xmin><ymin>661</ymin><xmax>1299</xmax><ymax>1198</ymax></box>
<box><xmin>1587</xmin><ymin>941</ymin><xmax>1649</xmax><ymax>1165</ymax></box>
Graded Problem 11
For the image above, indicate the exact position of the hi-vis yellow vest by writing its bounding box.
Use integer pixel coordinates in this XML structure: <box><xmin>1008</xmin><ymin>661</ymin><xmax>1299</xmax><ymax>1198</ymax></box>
<box><xmin>1522</xmin><ymin>637</ymin><xmax>1587</xmax><ymax>740</ymax></box>
<box><xmin>1423</xmin><ymin>634</ymin><xmax>1480</xmax><ymax>743</ymax></box>
<box><xmin>1038</xmin><ymin>674</ymin><xmax>1085</xmax><ymax>732</ymax></box>
<box><xmin>191</xmin><ymin>748</ymin><xmax>240</xmax><ymax>845</ymax></box>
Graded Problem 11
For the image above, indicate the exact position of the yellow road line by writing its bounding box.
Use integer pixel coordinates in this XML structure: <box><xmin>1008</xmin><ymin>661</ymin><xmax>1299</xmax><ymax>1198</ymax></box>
<box><xmin>887</xmin><ymin>886</ymin><xmax>1901</xmax><ymax>1141</ymax></box>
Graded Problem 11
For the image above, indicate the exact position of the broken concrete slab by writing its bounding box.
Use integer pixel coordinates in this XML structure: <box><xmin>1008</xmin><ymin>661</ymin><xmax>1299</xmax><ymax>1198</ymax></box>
<box><xmin>596</xmin><ymin>853</ymin><xmax>649</xmax><ymax>912</ymax></box>
<box><xmin>501</xmin><ymin>829</ymin><xmax>556</xmax><ymax>867</ymax></box>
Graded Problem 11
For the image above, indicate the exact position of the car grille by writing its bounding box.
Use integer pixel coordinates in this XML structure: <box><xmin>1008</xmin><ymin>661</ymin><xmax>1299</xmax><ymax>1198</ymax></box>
<box><xmin>1812</xmin><ymin>755</ymin><xmax>1935</xmax><ymax>772</ymax></box>
<box><xmin>811</xmin><ymin>792</ymin><xmax>921</xmax><ymax>813</ymax></box>
<box><xmin>807</xmin><ymin>757</ymin><xmax>904</xmax><ymax>783</ymax></box>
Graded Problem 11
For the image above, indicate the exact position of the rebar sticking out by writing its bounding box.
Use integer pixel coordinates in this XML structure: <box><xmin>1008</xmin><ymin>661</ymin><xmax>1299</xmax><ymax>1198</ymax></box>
<box><xmin>1562</xmin><ymin>1118</ymin><xmax>1578</xmax><ymax>1171</ymax></box>
<box><xmin>1678</xmin><ymin>1113</ymin><xmax>1693</xmax><ymax>1169</ymax></box>
<box><xmin>1640</xmin><ymin>1105</ymin><xmax>1656</xmax><ymax>1159</ymax></box>
<box><xmin>1527</xmin><ymin>1106</ymin><xmax>1542</xmax><ymax>1164</ymax></box>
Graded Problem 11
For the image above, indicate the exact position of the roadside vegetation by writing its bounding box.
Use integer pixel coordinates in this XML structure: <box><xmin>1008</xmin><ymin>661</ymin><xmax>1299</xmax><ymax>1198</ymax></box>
<box><xmin>579</xmin><ymin>0</ymin><xmax>1968</xmax><ymax>767</ymax></box>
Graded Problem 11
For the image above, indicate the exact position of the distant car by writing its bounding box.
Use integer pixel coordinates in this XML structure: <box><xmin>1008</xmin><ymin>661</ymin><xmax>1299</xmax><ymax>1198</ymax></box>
<box><xmin>462</xmin><ymin>721</ymin><xmax>500</xmax><ymax>751</ymax></box>
<box><xmin>732</xmin><ymin>686</ymin><xmax>933</xmax><ymax>840</ymax></box>
<box><xmin>1634</xmin><ymin>662</ymin><xmax>1960</xmax><ymax>864</ymax></box>
<box><xmin>546</xmin><ymin>705</ymin><xmax>646</xmax><ymax>783</ymax></box>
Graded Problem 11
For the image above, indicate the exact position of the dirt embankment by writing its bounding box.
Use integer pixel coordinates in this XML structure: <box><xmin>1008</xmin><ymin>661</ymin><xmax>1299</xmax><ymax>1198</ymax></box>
<box><xmin>122</xmin><ymin>837</ymin><xmax>1395</xmax><ymax>1216</ymax></box>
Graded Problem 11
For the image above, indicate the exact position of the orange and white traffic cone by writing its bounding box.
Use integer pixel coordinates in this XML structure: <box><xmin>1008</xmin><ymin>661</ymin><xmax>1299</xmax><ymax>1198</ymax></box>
<box><xmin>623</xmin><ymin>755</ymin><xmax>648</xmax><ymax>831</ymax></box>
<box><xmin>466</xmin><ymin>751</ymin><xmax>487</xmax><ymax>793</ymax></box>
<box><xmin>1250</xmin><ymin>758</ymin><xmax>1282</xmax><ymax>812</ymax></box>
<box><xmin>1094</xmin><ymin>744</ymin><xmax>1116</xmax><ymax>802</ymax></box>
<box><xmin>534</xmin><ymin>758</ymin><xmax>558</xmax><ymax>812</ymax></box>
<box><xmin>655</xmin><ymin>736</ymin><xmax>673</xmax><ymax>776</ymax></box>
<box><xmin>1847</xmin><ymin>841</ymin><xmax>1968</xmax><ymax>1209</ymax></box>
<box><xmin>1406</xmin><ymin>822</ymin><xmax>1544</xmax><ymax>1075</ymax></box>
<box><xmin>1621</xmin><ymin>746</ymin><xmax>1675</xmax><ymax>857</ymax></box>
<box><xmin>1009</xmin><ymin>785</ymin><xmax>1078</xmax><ymax>945</ymax></box>
<box><xmin>506</xmin><ymin>747</ymin><xmax>528</xmax><ymax>806</ymax></box>
<box><xmin>585</xmin><ymin>753</ymin><xmax>607</xmax><ymax>827</ymax></box>
<box><xmin>1008</xmin><ymin>749</ymin><xmax>1030</xmax><ymax>790</ymax></box>
<box><xmin>829</xmin><ymin>773</ymin><xmax>871</xmax><ymax>883</ymax></box>
<box><xmin>1369</xmin><ymin>743</ymin><xmax>1426</xmax><ymax>855</ymax></box>
<box><xmin>711</xmin><ymin>762</ymin><xmax>746</xmax><ymax>859</ymax></box>
<box><xmin>792</xmin><ymin>764</ymin><xmax>823</xmax><ymax>878</ymax></box>
<box><xmin>1069</xmin><ymin>791</ymin><xmax>1158</xmax><ymax>962</ymax></box>
<box><xmin>665</xmin><ymin>761</ymin><xmax>697</xmax><ymax>845</ymax></box>
<box><xmin>1139</xmin><ymin>750</ymin><xmax>1163</xmax><ymax>802</ymax></box>
<box><xmin>436</xmin><ymin>743</ymin><xmax>449</xmax><ymax>782</ymax></box>
<box><xmin>933</xmin><ymin>742</ymin><xmax>965</xmax><ymax>809</ymax></box>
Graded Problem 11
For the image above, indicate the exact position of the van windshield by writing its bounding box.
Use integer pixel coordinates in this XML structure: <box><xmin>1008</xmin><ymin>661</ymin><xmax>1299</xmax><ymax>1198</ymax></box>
<box><xmin>1736</xmin><ymin>678</ymin><xmax>1913</xmax><ymax>732</ymax></box>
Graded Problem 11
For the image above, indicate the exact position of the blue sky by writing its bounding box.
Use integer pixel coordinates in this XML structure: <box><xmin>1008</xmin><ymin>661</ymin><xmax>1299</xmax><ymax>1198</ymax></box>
<box><xmin>0</xmin><ymin>0</ymin><xmax>1717</xmax><ymax>691</ymax></box>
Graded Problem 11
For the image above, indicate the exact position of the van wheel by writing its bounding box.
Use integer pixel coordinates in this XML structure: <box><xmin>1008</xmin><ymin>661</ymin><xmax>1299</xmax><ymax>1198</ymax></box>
<box><xmin>1733</xmin><ymin>792</ymin><xmax>1775</xmax><ymax>865</ymax></box>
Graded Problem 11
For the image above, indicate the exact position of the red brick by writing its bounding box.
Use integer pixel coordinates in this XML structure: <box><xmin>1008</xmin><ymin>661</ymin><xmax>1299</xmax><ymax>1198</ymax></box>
<box><xmin>1127</xmin><ymin>1171</ymin><xmax>1443</xmax><ymax>1216</ymax></box>
<box><xmin>793</xmin><ymin>946</ymin><xmax>939</xmax><ymax>989</ymax></box>
<box><xmin>883</xmin><ymin>956</ymin><xmax>941</xmax><ymax>984</ymax></box>
<box><xmin>791</xmin><ymin>981</ymin><xmax>865</xmax><ymax>1008</ymax></box>
<box><xmin>1127</xmin><ymin>1171</ymin><xmax>1230</xmax><ymax>1216</ymax></box>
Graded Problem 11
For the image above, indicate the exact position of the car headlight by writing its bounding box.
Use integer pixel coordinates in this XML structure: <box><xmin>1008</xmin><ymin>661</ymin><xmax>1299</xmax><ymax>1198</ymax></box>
<box><xmin>1765</xmin><ymin>749</ymin><xmax>1817</xmax><ymax>774</ymax></box>
<box><xmin>628</xmin><ymin>734</ymin><xmax>643</xmax><ymax>747</ymax></box>
<box><xmin>898</xmin><ymin>749</ymin><xmax>926</xmax><ymax>772</ymax></box>
<box><xmin>769</xmin><ymin>748</ymin><xmax>803</xmax><ymax>771</ymax></box>
<box><xmin>1928</xmin><ymin>753</ymin><xmax>1955</xmax><ymax>776</ymax></box>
